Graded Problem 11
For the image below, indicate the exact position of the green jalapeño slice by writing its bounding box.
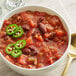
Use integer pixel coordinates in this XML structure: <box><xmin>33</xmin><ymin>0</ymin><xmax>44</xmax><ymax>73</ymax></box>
<box><xmin>13</xmin><ymin>26</ymin><xmax>24</xmax><ymax>38</ymax></box>
<box><xmin>6</xmin><ymin>24</ymin><xmax>18</xmax><ymax>35</ymax></box>
<box><xmin>11</xmin><ymin>49</ymin><xmax>22</xmax><ymax>58</ymax></box>
<box><xmin>6</xmin><ymin>44</ymin><xmax>15</xmax><ymax>55</ymax></box>
<box><xmin>15</xmin><ymin>40</ymin><xmax>26</xmax><ymax>49</ymax></box>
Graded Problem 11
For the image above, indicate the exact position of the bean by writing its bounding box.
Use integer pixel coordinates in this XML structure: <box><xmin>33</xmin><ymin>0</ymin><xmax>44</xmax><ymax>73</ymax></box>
<box><xmin>38</xmin><ymin>23</ymin><xmax>47</xmax><ymax>34</ymax></box>
<box><xmin>22</xmin><ymin>48</ymin><xmax>31</xmax><ymax>55</ymax></box>
<box><xmin>22</xmin><ymin>24</ymin><xmax>30</xmax><ymax>31</ymax></box>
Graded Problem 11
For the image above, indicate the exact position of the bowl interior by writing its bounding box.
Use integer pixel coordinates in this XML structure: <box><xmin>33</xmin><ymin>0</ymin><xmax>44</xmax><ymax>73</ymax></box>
<box><xmin>0</xmin><ymin>5</ymin><xmax>71</xmax><ymax>70</ymax></box>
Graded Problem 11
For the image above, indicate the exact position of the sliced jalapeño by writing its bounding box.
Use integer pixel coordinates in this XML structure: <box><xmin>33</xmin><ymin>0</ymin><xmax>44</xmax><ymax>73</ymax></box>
<box><xmin>13</xmin><ymin>26</ymin><xmax>24</xmax><ymax>38</ymax></box>
<box><xmin>6</xmin><ymin>24</ymin><xmax>18</xmax><ymax>35</ymax></box>
<box><xmin>15</xmin><ymin>40</ymin><xmax>26</xmax><ymax>49</ymax></box>
<box><xmin>6</xmin><ymin>44</ymin><xmax>15</xmax><ymax>55</ymax></box>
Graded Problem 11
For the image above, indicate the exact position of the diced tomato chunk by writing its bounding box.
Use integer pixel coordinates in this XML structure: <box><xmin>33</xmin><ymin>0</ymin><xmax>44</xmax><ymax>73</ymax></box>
<box><xmin>46</xmin><ymin>26</ymin><xmax>54</xmax><ymax>32</ymax></box>
<box><xmin>38</xmin><ymin>63</ymin><xmax>44</xmax><ymax>68</ymax></box>
<box><xmin>34</xmin><ymin>34</ymin><xmax>43</xmax><ymax>42</ymax></box>
<box><xmin>26</xmin><ymin>37</ymin><xmax>33</xmax><ymax>44</ymax></box>
<box><xmin>55</xmin><ymin>30</ymin><xmax>64</xmax><ymax>36</ymax></box>
<box><xmin>44</xmin><ymin>33</ymin><xmax>50</xmax><ymax>38</ymax></box>
<box><xmin>38</xmin><ymin>35</ymin><xmax>43</xmax><ymax>42</ymax></box>
<box><xmin>5</xmin><ymin>55</ymin><xmax>14</xmax><ymax>64</ymax></box>
<box><xmin>18</xmin><ymin>54</ymin><xmax>27</xmax><ymax>65</ymax></box>
<box><xmin>48</xmin><ymin>57</ymin><xmax>54</xmax><ymax>64</ymax></box>
<box><xmin>29</xmin><ymin>20</ymin><xmax>36</xmax><ymax>28</ymax></box>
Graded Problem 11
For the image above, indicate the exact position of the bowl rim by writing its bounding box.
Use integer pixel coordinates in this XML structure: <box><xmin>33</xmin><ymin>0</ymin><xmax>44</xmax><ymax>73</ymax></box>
<box><xmin>0</xmin><ymin>5</ymin><xmax>71</xmax><ymax>71</ymax></box>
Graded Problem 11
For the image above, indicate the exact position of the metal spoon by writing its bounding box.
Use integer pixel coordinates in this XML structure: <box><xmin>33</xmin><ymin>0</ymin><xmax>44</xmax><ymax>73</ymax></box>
<box><xmin>62</xmin><ymin>33</ymin><xmax>76</xmax><ymax>76</ymax></box>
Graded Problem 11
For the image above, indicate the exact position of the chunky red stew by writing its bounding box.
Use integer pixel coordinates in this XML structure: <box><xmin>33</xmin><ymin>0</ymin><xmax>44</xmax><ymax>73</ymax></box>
<box><xmin>0</xmin><ymin>10</ymin><xmax>68</xmax><ymax>69</ymax></box>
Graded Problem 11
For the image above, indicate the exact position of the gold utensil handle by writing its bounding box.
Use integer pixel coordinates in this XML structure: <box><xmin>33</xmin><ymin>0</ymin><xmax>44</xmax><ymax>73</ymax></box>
<box><xmin>62</xmin><ymin>55</ymin><xmax>73</xmax><ymax>76</ymax></box>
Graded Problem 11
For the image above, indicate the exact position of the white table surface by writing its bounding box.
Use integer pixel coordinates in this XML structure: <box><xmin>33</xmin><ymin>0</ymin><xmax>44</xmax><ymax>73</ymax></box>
<box><xmin>0</xmin><ymin>0</ymin><xmax>76</xmax><ymax>76</ymax></box>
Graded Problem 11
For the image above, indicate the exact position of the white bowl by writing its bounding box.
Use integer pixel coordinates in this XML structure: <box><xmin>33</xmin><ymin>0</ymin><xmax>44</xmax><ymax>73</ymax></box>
<box><xmin>0</xmin><ymin>5</ymin><xmax>71</xmax><ymax>76</ymax></box>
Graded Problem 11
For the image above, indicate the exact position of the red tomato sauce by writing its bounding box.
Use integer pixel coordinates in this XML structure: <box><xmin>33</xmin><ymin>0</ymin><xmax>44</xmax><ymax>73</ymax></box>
<box><xmin>0</xmin><ymin>10</ymin><xmax>68</xmax><ymax>69</ymax></box>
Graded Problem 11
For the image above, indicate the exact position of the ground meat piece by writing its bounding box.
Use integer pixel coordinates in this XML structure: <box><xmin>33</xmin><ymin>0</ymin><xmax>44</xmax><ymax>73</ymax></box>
<box><xmin>46</xmin><ymin>26</ymin><xmax>54</xmax><ymax>32</ymax></box>
<box><xmin>37</xmin><ymin>17</ymin><xmax>45</xmax><ymax>23</ymax></box>
<box><xmin>0</xmin><ymin>31</ymin><xmax>6</xmax><ymax>38</ymax></box>
<box><xmin>4</xmin><ymin>35</ymin><xmax>9</xmax><ymax>41</ymax></box>
<box><xmin>48</xmin><ymin>16</ymin><xmax>61</xmax><ymax>26</ymax></box>
<box><xmin>0</xmin><ymin>30</ymin><xmax>15</xmax><ymax>43</ymax></box>
<box><xmin>48</xmin><ymin>32</ymin><xmax>56</xmax><ymax>40</ymax></box>
<box><xmin>9</xmin><ymin>14</ymin><xmax>20</xmax><ymax>23</ymax></box>
<box><xmin>44</xmin><ymin>32</ymin><xmax>56</xmax><ymax>40</ymax></box>
<box><xmin>26</xmin><ymin>29</ymin><xmax>35</xmax><ymax>37</ymax></box>
<box><xmin>4</xmin><ymin>36</ymin><xmax>15</xmax><ymax>43</ymax></box>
